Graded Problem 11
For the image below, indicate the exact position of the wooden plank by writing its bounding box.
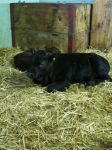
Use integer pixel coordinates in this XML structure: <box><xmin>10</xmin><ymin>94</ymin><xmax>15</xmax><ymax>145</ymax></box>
<box><xmin>11</xmin><ymin>4</ymin><xmax>68</xmax><ymax>52</ymax></box>
<box><xmin>75</xmin><ymin>4</ymin><xmax>91</xmax><ymax>50</ymax></box>
<box><xmin>11</xmin><ymin>3</ymin><xmax>91</xmax><ymax>52</ymax></box>
<box><xmin>68</xmin><ymin>5</ymin><xmax>76</xmax><ymax>53</ymax></box>
<box><xmin>90</xmin><ymin>0</ymin><xmax>112</xmax><ymax>50</ymax></box>
<box><xmin>0</xmin><ymin>4</ymin><xmax>12</xmax><ymax>48</ymax></box>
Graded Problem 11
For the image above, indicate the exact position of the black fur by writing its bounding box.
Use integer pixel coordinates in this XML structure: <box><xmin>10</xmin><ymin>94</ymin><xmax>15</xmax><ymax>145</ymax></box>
<box><xmin>13</xmin><ymin>48</ymin><xmax>36</xmax><ymax>71</ymax></box>
<box><xmin>27</xmin><ymin>52</ymin><xmax>112</xmax><ymax>92</ymax></box>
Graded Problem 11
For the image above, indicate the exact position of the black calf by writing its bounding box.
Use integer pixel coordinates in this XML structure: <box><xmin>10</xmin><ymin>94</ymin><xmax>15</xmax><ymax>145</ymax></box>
<box><xmin>27</xmin><ymin>52</ymin><xmax>112</xmax><ymax>92</ymax></box>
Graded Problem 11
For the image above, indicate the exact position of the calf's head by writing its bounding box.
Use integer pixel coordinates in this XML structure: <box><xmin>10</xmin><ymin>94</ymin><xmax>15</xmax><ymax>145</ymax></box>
<box><xmin>27</xmin><ymin>50</ymin><xmax>56</xmax><ymax>85</ymax></box>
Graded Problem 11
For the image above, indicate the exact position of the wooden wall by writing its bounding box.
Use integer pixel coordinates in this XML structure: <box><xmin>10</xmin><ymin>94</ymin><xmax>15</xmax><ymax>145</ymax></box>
<box><xmin>11</xmin><ymin>4</ymin><xmax>68</xmax><ymax>52</ymax></box>
<box><xmin>75</xmin><ymin>4</ymin><xmax>91</xmax><ymax>50</ymax></box>
<box><xmin>10</xmin><ymin>0</ymin><xmax>112</xmax><ymax>51</ymax></box>
<box><xmin>11</xmin><ymin>3</ymin><xmax>91</xmax><ymax>52</ymax></box>
<box><xmin>90</xmin><ymin>0</ymin><xmax>112</xmax><ymax>50</ymax></box>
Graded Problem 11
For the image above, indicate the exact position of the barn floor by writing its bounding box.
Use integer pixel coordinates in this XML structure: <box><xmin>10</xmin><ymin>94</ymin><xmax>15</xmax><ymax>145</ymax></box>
<box><xmin>0</xmin><ymin>48</ymin><xmax>112</xmax><ymax>150</ymax></box>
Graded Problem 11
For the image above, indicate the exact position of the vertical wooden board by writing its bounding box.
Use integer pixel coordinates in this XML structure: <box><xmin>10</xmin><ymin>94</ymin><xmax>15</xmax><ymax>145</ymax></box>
<box><xmin>0</xmin><ymin>4</ymin><xmax>12</xmax><ymax>48</ymax></box>
<box><xmin>75</xmin><ymin>4</ymin><xmax>91</xmax><ymax>50</ymax></box>
<box><xmin>47</xmin><ymin>4</ymin><xmax>68</xmax><ymax>52</ymax></box>
<box><xmin>67</xmin><ymin>4</ymin><xmax>76</xmax><ymax>53</ymax></box>
<box><xmin>11</xmin><ymin>4</ymin><xmax>68</xmax><ymax>52</ymax></box>
<box><xmin>50</xmin><ymin>4</ymin><xmax>68</xmax><ymax>34</ymax></box>
<box><xmin>91</xmin><ymin>0</ymin><xmax>112</xmax><ymax>50</ymax></box>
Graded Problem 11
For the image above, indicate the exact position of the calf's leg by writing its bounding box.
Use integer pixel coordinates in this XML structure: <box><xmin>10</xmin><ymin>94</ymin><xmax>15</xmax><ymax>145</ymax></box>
<box><xmin>47</xmin><ymin>80</ymin><xmax>70</xmax><ymax>92</ymax></box>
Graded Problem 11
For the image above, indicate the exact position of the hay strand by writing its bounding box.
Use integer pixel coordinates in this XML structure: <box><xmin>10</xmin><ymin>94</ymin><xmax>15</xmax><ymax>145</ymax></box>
<box><xmin>0</xmin><ymin>48</ymin><xmax>112</xmax><ymax>150</ymax></box>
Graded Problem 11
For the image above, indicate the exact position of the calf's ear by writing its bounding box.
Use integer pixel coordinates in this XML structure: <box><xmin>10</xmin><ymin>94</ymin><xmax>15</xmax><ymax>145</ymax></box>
<box><xmin>46</xmin><ymin>48</ymin><xmax>60</xmax><ymax>62</ymax></box>
<box><xmin>45</xmin><ymin>47</ymin><xmax>61</xmax><ymax>54</ymax></box>
<box><xmin>46</xmin><ymin>52</ymin><xmax>56</xmax><ymax>62</ymax></box>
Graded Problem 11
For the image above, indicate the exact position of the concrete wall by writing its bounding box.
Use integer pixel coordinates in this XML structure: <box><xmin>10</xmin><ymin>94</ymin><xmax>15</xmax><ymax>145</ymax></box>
<box><xmin>0</xmin><ymin>4</ymin><xmax>12</xmax><ymax>48</ymax></box>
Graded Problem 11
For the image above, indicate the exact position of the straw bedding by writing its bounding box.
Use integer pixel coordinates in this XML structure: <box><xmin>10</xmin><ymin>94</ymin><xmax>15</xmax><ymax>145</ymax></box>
<box><xmin>0</xmin><ymin>48</ymin><xmax>112</xmax><ymax>150</ymax></box>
